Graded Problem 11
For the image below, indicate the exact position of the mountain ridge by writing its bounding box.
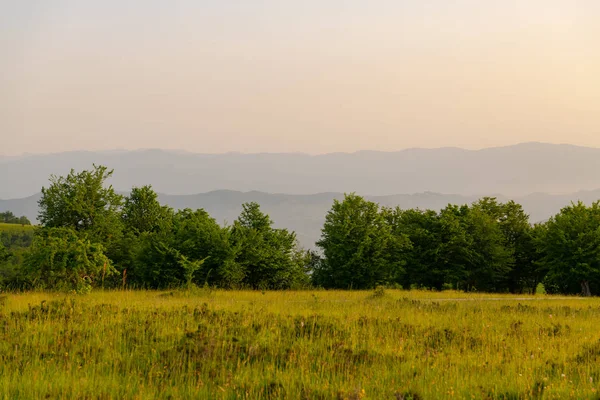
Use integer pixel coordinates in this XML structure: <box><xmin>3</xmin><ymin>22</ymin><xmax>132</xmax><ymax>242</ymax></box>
<box><xmin>2</xmin><ymin>141</ymin><xmax>597</xmax><ymax>159</ymax></box>
<box><xmin>3</xmin><ymin>188</ymin><xmax>600</xmax><ymax>249</ymax></box>
<box><xmin>2</xmin><ymin>142</ymin><xmax>600</xmax><ymax>199</ymax></box>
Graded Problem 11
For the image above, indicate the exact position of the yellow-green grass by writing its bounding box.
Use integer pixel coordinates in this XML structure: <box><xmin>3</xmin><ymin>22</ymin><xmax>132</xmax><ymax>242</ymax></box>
<box><xmin>0</xmin><ymin>223</ymin><xmax>35</xmax><ymax>232</ymax></box>
<box><xmin>1</xmin><ymin>289</ymin><xmax>600</xmax><ymax>399</ymax></box>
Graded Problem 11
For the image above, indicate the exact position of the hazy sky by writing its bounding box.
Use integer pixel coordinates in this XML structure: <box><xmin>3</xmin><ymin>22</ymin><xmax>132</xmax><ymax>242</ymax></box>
<box><xmin>2</xmin><ymin>1</ymin><xmax>600</xmax><ymax>155</ymax></box>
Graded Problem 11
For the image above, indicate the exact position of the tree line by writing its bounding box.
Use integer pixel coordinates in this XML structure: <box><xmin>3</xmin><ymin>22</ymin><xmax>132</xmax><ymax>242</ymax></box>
<box><xmin>1</xmin><ymin>165</ymin><xmax>600</xmax><ymax>295</ymax></box>
<box><xmin>0</xmin><ymin>212</ymin><xmax>31</xmax><ymax>226</ymax></box>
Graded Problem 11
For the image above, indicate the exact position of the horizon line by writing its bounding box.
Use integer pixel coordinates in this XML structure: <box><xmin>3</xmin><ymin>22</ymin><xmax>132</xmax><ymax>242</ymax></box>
<box><xmin>3</xmin><ymin>186</ymin><xmax>600</xmax><ymax>203</ymax></box>
<box><xmin>1</xmin><ymin>141</ymin><xmax>597</xmax><ymax>158</ymax></box>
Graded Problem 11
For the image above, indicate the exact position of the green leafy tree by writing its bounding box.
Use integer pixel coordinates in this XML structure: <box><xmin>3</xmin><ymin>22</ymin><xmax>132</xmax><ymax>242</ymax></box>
<box><xmin>173</xmin><ymin>208</ymin><xmax>236</xmax><ymax>287</ymax></box>
<box><xmin>0</xmin><ymin>212</ymin><xmax>31</xmax><ymax>225</ymax></box>
<box><xmin>383</xmin><ymin>208</ymin><xmax>434</xmax><ymax>289</ymax></box>
<box><xmin>0</xmin><ymin>212</ymin><xmax>15</xmax><ymax>224</ymax></box>
<box><xmin>316</xmin><ymin>194</ymin><xmax>400</xmax><ymax>289</ymax></box>
<box><xmin>435</xmin><ymin>206</ymin><xmax>474</xmax><ymax>290</ymax></box>
<box><xmin>37</xmin><ymin>165</ymin><xmax>125</xmax><ymax>278</ymax></box>
<box><xmin>537</xmin><ymin>201</ymin><xmax>600</xmax><ymax>296</ymax></box>
<box><xmin>111</xmin><ymin>185</ymin><xmax>175</xmax><ymax>286</ymax></box>
<box><xmin>230</xmin><ymin>202</ymin><xmax>310</xmax><ymax>289</ymax></box>
<box><xmin>461</xmin><ymin>201</ymin><xmax>512</xmax><ymax>292</ymax></box>
<box><xmin>385</xmin><ymin>207</ymin><xmax>469</xmax><ymax>290</ymax></box>
<box><xmin>127</xmin><ymin>208</ymin><xmax>232</xmax><ymax>289</ymax></box>
<box><xmin>122</xmin><ymin>186</ymin><xmax>172</xmax><ymax>235</ymax></box>
<box><xmin>38</xmin><ymin>165</ymin><xmax>124</xmax><ymax>243</ymax></box>
<box><xmin>498</xmin><ymin>201</ymin><xmax>539</xmax><ymax>293</ymax></box>
<box><xmin>25</xmin><ymin>228</ymin><xmax>114</xmax><ymax>292</ymax></box>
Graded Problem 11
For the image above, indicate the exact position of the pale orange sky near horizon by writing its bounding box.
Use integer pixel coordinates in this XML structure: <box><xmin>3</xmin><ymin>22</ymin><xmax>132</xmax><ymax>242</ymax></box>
<box><xmin>1</xmin><ymin>1</ymin><xmax>599</xmax><ymax>156</ymax></box>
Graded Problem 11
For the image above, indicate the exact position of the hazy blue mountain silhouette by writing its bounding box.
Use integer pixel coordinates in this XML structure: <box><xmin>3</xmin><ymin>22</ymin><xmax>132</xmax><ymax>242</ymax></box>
<box><xmin>2</xmin><ymin>142</ymin><xmax>600</xmax><ymax>199</ymax></box>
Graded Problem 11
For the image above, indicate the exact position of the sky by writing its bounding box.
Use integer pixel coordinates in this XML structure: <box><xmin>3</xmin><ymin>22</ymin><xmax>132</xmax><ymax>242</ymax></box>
<box><xmin>1</xmin><ymin>0</ymin><xmax>600</xmax><ymax>155</ymax></box>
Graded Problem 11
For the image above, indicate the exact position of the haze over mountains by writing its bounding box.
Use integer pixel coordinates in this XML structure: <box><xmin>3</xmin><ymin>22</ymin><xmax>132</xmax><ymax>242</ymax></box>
<box><xmin>2</xmin><ymin>142</ymin><xmax>600</xmax><ymax>248</ymax></box>
<box><xmin>2</xmin><ymin>142</ymin><xmax>600</xmax><ymax>200</ymax></box>
<box><xmin>3</xmin><ymin>189</ymin><xmax>600</xmax><ymax>250</ymax></box>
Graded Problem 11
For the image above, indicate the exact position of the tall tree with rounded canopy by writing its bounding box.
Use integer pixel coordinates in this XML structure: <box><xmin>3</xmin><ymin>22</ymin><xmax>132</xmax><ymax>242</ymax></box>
<box><xmin>122</xmin><ymin>185</ymin><xmax>172</xmax><ymax>235</ymax></box>
<box><xmin>316</xmin><ymin>194</ymin><xmax>400</xmax><ymax>289</ymax></box>
<box><xmin>230</xmin><ymin>202</ymin><xmax>309</xmax><ymax>289</ymax></box>
<box><xmin>538</xmin><ymin>201</ymin><xmax>600</xmax><ymax>296</ymax></box>
<box><xmin>38</xmin><ymin>165</ymin><xmax>124</xmax><ymax>244</ymax></box>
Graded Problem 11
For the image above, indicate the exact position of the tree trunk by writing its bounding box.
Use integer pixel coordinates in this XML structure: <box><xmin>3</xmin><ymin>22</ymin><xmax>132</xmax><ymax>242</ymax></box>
<box><xmin>581</xmin><ymin>280</ymin><xmax>592</xmax><ymax>297</ymax></box>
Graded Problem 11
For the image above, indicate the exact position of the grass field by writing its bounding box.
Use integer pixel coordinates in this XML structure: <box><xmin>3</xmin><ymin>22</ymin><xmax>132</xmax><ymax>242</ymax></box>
<box><xmin>1</xmin><ymin>289</ymin><xmax>600</xmax><ymax>399</ymax></box>
<box><xmin>0</xmin><ymin>222</ymin><xmax>35</xmax><ymax>232</ymax></box>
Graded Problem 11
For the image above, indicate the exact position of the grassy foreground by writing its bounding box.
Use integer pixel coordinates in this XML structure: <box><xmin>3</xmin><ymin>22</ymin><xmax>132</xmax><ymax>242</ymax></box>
<box><xmin>1</xmin><ymin>290</ymin><xmax>600</xmax><ymax>399</ymax></box>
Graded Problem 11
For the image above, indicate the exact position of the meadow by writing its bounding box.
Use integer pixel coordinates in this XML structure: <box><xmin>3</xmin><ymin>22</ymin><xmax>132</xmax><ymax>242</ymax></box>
<box><xmin>0</xmin><ymin>222</ymin><xmax>34</xmax><ymax>233</ymax></box>
<box><xmin>1</xmin><ymin>289</ymin><xmax>600</xmax><ymax>399</ymax></box>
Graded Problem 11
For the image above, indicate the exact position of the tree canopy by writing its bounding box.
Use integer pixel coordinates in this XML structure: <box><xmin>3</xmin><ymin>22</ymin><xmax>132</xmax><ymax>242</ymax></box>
<box><xmin>315</xmin><ymin>194</ymin><xmax>409</xmax><ymax>289</ymax></box>
<box><xmin>538</xmin><ymin>201</ymin><xmax>600</xmax><ymax>296</ymax></box>
<box><xmin>2</xmin><ymin>165</ymin><xmax>600</xmax><ymax>296</ymax></box>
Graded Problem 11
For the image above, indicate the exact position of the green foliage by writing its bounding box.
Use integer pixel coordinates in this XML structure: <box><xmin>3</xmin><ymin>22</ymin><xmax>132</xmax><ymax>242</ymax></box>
<box><xmin>385</xmin><ymin>207</ymin><xmax>469</xmax><ymax>290</ymax></box>
<box><xmin>105</xmin><ymin>185</ymin><xmax>175</xmax><ymax>285</ymax></box>
<box><xmin>0</xmin><ymin>241</ymin><xmax>30</xmax><ymax>289</ymax></box>
<box><xmin>122</xmin><ymin>185</ymin><xmax>172</xmax><ymax>234</ymax></box>
<box><xmin>153</xmin><ymin>241</ymin><xmax>206</xmax><ymax>289</ymax></box>
<box><xmin>0</xmin><ymin>225</ymin><xmax>35</xmax><ymax>288</ymax></box>
<box><xmin>498</xmin><ymin>201</ymin><xmax>541</xmax><ymax>293</ymax></box>
<box><xmin>126</xmin><ymin>208</ymin><xmax>225</xmax><ymax>289</ymax></box>
<box><xmin>462</xmin><ymin>199</ymin><xmax>513</xmax><ymax>292</ymax></box>
<box><xmin>38</xmin><ymin>165</ymin><xmax>124</xmax><ymax>245</ymax></box>
<box><xmin>24</xmin><ymin>228</ymin><xmax>115</xmax><ymax>291</ymax></box>
<box><xmin>0</xmin><ymin>242</ymin><xmax>9</xmax><ymax>264</ymax></box>
<box><xmin>315</xmin><ymin>194</ymin><xmax>408</xmax><ymax>289</ymax></box>
<box><xmin>0</xmin><ymin>228</ymin><xmax>34</xmax><ymax>250</ymax></box>
<box><xmin>316</xmin><ymin>196</ymin><xmax>545</xmax><ymax>293</ymax></box>
<box><xmin>172</xmin><ymin>209</ymin><xmax>235</xmax><ymax>287</ymax></box>
<box><xmin>537</xmin><ymin>201</ymin><xmax>600</xmax><ymax>296</ymax></box>
<box><xmin>230</xmin><ymin>202</ymin><xmax>310</xmax><ymax>289</ymax></box>
<box><xmin>8</xmin><ymin>164</ymin><xmax>600</xmax><ymax>295</ymax></box>
<box><xmin>0</xmin><ymin>211</ymin><xmax>31</xmax><ymax>225</ymax></box>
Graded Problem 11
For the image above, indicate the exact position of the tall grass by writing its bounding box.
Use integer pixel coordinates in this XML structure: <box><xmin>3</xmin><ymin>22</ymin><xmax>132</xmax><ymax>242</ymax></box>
<box><xmin>0</xmin><ymin>289</ymin><xmax>599</xmax><ymax>399</ymax></box>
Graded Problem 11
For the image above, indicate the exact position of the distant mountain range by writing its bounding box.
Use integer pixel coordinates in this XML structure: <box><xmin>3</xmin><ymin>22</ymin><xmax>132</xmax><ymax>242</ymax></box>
<box><xmin>2</xmin><ymin>142</ymin><xmax>600</xmax><ymax>199</ymax></box>
<box><xmin>3</xmin><ymin>189</ymin><xmax>600</xmax><ymax>249</ymax></box>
